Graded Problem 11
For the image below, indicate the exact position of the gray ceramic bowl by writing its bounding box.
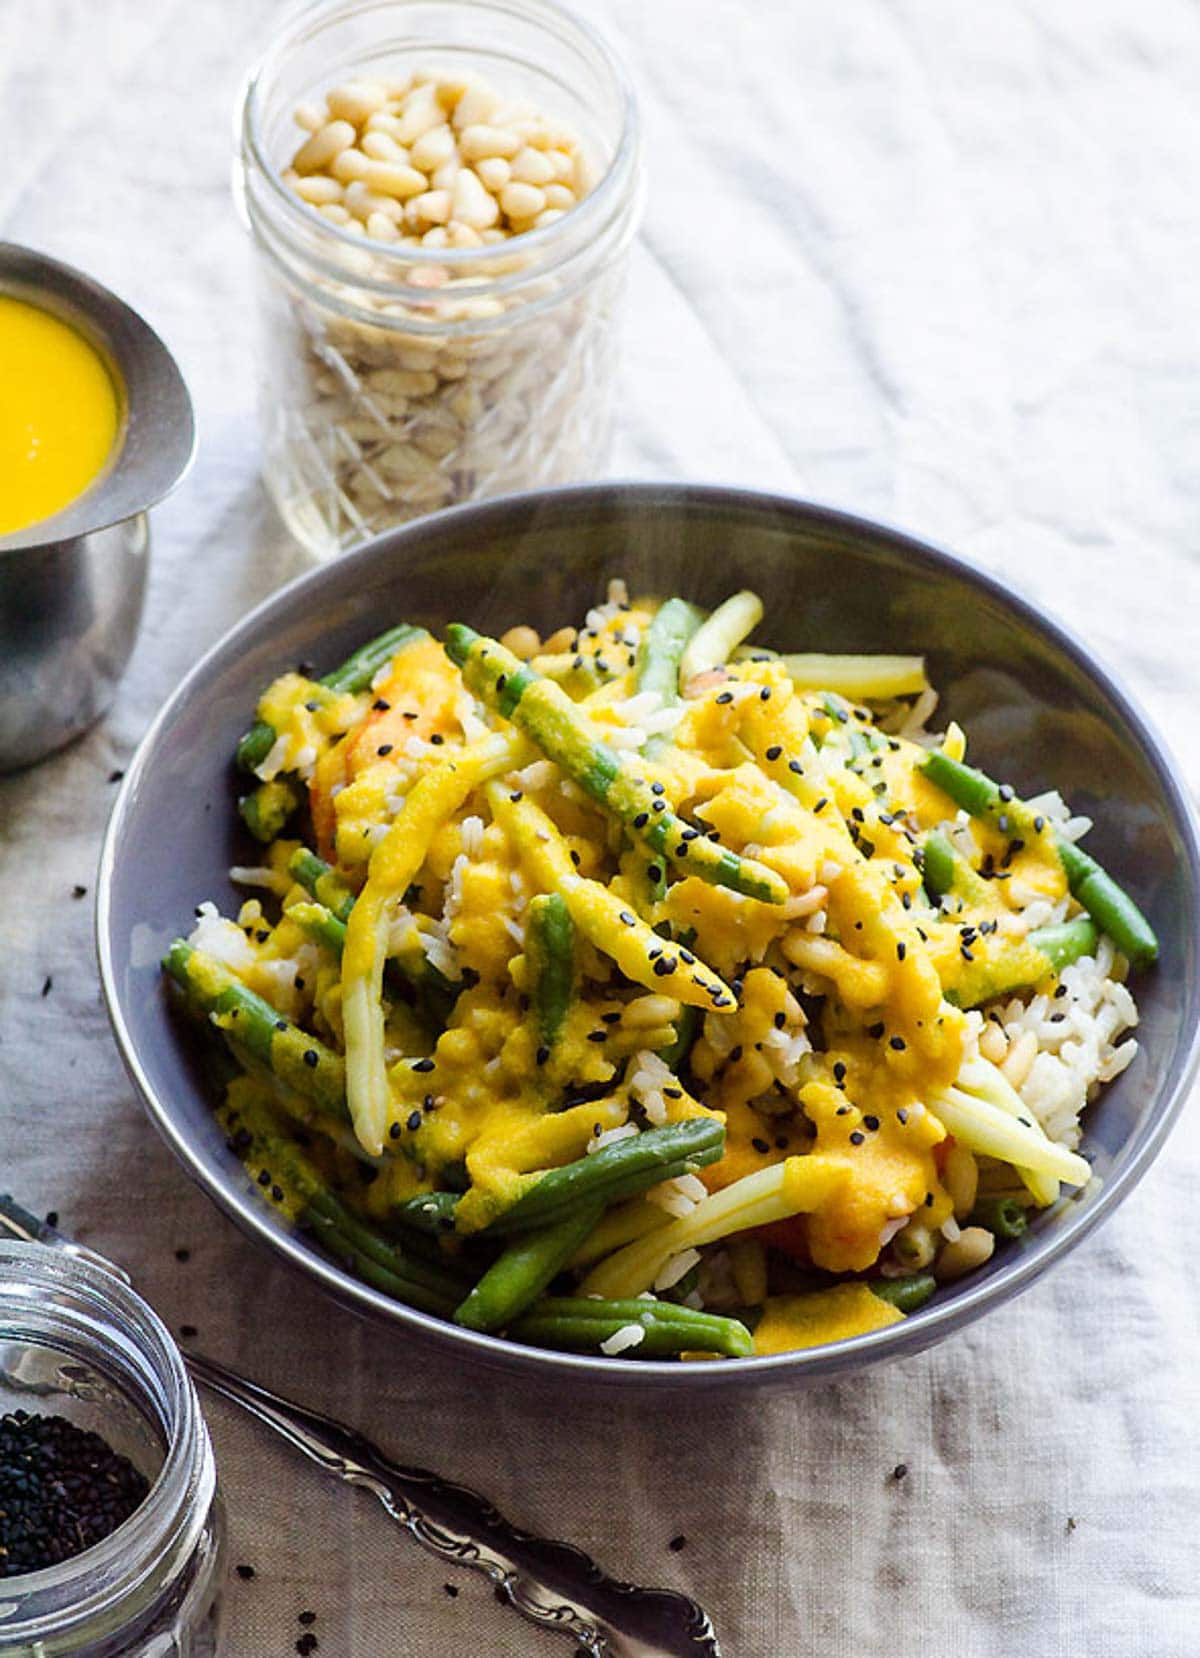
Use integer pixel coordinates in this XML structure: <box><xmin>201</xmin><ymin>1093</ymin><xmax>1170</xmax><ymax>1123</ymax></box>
<box><xmin>97</xmin><ymin>484</ymin><xmax>1200</xmax><ymax>1389</ymax></box>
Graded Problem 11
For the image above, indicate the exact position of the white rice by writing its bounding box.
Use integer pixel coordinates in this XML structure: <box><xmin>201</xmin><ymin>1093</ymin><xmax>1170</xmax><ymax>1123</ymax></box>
<box><xmin>599</xmin><ymin>1323</ymin><xmax>645</xmax><ymax>1356</ymax></box>
<box><xmin>627</xmin><ymin>1049</ymin><xmax>675</xmax><ymax>1127</ymax></box>
<box><xmin>988</xmin><ymin>936</ymin><xmax>1139</xmax><ymax>1148</ymax></box>
<box><xmin>588</xmin><ymin>1123</ymin><xmax>639</xmax><ymax>1155</ymax></box>
<box><xmin>653</xmin><ymin>1248</ymin><xmax>702</xmax><ymax>1292</ymax></box>
<box><xmin>646</xmin><ymin>1173</ymin><xmax>706</xmax><ymax>1218</ymax></box>
<box><xmin>460</xmin><ymin>815</ymin><xmax>485</xmax><ymax>859</ymax></box>
<box><xmin>189</xmin><ymin>902</ymin><xmax>257</xmax><ymax>971</ymax></box>
<box><xmin>229</xmin><ymin>864</ymin><xmax>290</xmax><ymax>897</ymax></box>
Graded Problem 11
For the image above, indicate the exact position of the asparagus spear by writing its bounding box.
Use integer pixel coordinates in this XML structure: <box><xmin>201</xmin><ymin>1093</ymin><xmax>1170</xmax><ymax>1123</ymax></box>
<box><xmin>446</xmin><ymin>624</ymin><xmax>788</xmax><ymax>905</ymax></box>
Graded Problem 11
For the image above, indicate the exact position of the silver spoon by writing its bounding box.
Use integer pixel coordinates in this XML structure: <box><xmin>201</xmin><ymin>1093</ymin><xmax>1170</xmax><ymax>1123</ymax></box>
<box><xmin>0</xmin><ymin>1196</ymin><xmax>721</xmax><ymax>1657</ymax></box>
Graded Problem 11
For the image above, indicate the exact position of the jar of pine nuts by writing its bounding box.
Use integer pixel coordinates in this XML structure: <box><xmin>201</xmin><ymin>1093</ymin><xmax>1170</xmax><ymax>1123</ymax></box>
<box><xmin>237</xmin><ymin>0</ymin><xmax>642</xmax><ymax>559</ymax></box>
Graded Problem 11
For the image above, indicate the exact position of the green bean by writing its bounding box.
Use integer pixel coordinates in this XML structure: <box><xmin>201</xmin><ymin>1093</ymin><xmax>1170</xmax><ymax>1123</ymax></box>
<box><xmin>1055</xmin><ymin>838</ymin><xmax>1158</xmax><ymax>969</ymax></box>
<box><xmin>657</xmin><ymin>1003</ymin><xmax>700</xmax><ymax>1074</ymax></box>
<box><xmin>454</xmin><ymin>1202</ymin><xmax>604</xmax><ymax>1332</ymax></box>
<box><xmin>920</xmin><ymin>751</ymin><xmax>1158</xmax><ymax>968</ymax></box>
<box><xmin>526</xmin><ymin>893</ymin><xmax>575</xmax><ymax>1052</ymax></box>
<box><xmin>222</xmin><ymin>1088</ymin><xmax>468</xmax><ymax>1316</ymax></box>
<box><xmin>237</xmin><ymin>623</ymin><xmax>427</xmax><ymax>773</ymax></box>
<box><xmin>391</xmin><ymin>1191</ymin><xmax>461</xmax><ymax>1234</ymax></box>
<box><xmin>238</xmin><ymin>778</ymin><xmax>302</xmax><ymax>843</ymax></box>
<box><xmin>287</xmin><ymin>848</ymin><xmax>356</xmax><ymax>923</ymax></box>
<box><xmin>637</xmin><ymin>597</ymin><xmax>704</xmax><ymax>757</ymax></box>
<box><xmin>507</xmin><ymin>1297</ymin><xmax>754</xmax><ymax>1358</ymax></box>
<box><xmin>287</xmin><ymin>900</ymin><xmax>347</xmax><ymax>958</ymax></box>
<box><xmin>868</xmin><ymin>1273</ymin><xmax>937</xmax><ymax>1313</ymax></box>
<box><xmin>920</xmin><ymin>830</ymin><xmax>959</xmax><ymax>899</ymax></box>
<box><xmin>287</xmin><ymin>846</ymin><xmax>457</xmax><ymax>1021</ymax></box>
<box><xmin>445</xmin><ymin>624</ymin><xmax>788</xmax><ymax>905</ymax></box>
<box><xmin>164</xmin><ymin>940</ymin><xmax>347</xmax><ymax>1118</ymax></box>
<box><xmin>487</xmin><ymin>1118</ymin><xmax>726</xmax><ymax>1237</ymax></box>
<box><xmin>971</xmin><ymin>1197</ymin><xmax>1030</xmax><ymax>1240</ymax></box>
<box><xmin>1028</xmin><ymin>917</ymin><xmax>1098</xmax><ymax>973</ymax></box>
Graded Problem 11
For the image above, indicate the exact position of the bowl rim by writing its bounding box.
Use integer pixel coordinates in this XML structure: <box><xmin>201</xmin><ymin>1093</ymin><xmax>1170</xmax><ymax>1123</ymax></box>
<box><xmin>96</xmin><ymin>481</ymin><xmax>1200</xmax><ymax>1386</ymax></box>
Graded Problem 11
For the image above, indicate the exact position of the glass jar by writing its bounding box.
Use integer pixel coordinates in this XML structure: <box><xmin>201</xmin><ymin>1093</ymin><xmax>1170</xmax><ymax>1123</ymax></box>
<box><xmin>238</xmin><ymin>0</ymin><xmax>642</xmax><ymax>559</ymax></box>
<box><xmin>0</xmin><ymin>1243</ymin><xmax>225</xmax><ymax>1656</ymax></box>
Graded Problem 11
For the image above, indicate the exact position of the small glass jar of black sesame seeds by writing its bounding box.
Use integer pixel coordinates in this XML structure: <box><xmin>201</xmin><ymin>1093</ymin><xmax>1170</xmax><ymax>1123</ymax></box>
<box><xmin>0</xmin><ymin>1244</ymin><xmax>226</xmax><ymax>1655</ymax></box>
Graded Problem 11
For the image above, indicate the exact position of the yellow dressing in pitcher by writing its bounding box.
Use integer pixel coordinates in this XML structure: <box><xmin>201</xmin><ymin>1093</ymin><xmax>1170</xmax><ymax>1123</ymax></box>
<box><xmin>0</xmin><ymin>295</ymin><xmax>120</xmax><ymax>534</ymax></box>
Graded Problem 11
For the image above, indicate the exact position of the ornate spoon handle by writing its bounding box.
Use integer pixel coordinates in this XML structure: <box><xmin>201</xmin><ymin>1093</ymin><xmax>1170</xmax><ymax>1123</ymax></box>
<box><xmin>0</xmin><ymin>1197</ymin><xmax>721</xmax><ymax>1657</ymax></box>
<box><xmin>186</xmin><ymin>1352</ymin><xmax>720</xmax><ymax>1658</ymax></box>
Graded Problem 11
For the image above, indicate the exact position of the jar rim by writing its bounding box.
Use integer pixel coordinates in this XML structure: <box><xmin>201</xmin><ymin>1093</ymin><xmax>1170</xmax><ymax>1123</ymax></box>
<box><xmin>239</xmin><ymin>0</ymin><xmax>640</xmax><ymax>300</ymax></box>
<box><xmin>0</xmin><ymin>1243</ymin><xmax>214</xmax><ymax>1637</ymax></box>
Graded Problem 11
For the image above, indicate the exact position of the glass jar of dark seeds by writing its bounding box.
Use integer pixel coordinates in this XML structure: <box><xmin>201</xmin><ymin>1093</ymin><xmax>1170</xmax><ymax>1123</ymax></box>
<box><xmin>0</xmin><ymin>1243</ymin><xmax>226</xmax><ymax>1654</ymax></box>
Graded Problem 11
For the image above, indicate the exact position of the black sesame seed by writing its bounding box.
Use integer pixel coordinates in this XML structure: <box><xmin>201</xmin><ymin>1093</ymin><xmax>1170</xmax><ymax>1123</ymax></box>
<box><xmin>998</xmin><ymin>784</ymin><xmax>1015</xmax><ymax>803</ymax></box>
<box><xmin>303</xmin><ymin>1049</ymin><xmax>319</xmax><ymax>1068</ymax></box>
<box><xmin>180</xmin><ymin>1323</ymin><xmax>198</xmax><ymax>1338</ymax></box>
<box><xmin>896</xmin><ymin>942</ymin><xmax>906</xmax><ymax>962</ymax></box>
<box><xmin>669</xmin><ymin>1534</ymin><xmax>687</xmax><ymax>1552</ymax></box>
<box><xmin>389</xmin><ymin>1122</ymin><xmax>402</xmax><ymax>1140</ymax></box>
<box><xmin>430</xmin><ymin>733</ymin><xmax>445</xmax><ymax>746</ymax></box>
<box><xmin>236</xmin><ymin>1564</ymin><xmax>256</xmax><ymax>1581</ymax></box>
<box><xmin>619</xmin><ymin>910</ymin><xmax>636</xmax><ymax>926</ymax></box>
<box><xmin>868</xmin><ymin>1022</ymin><xmax>885</xmax><ymax>1039</ymax></box>
<box><xmin>71</xmin><ymin>883</ymin><xmax>87</xmax><ymax>899</ymax></box>
<box><xmin>897</xmin><ymin>1108</ymin><xmax>909</xmax><ymax>1125</ymax></box>
<box><xmin>889</xmin><ymin>1035</ymin><xmax>907</xmax><ymax>1051</ymax></box>
<box><xmin>407</xmin><ymin>1110</ymin><xmax>422</xmax><ymax>1131</ymax></box>
<box><xmin>863</xmin><ymin>1114</ymin><xmax>880</xmax><ymax>1131</ymax></box>
<box><xmin>766</xmin><ymin>744</ymin><xmax>782</xmax><ymax>761</ymax></box>
<box><xmin>377</xmin><ymin>743</ymin><xmax>394</xmax><ymax>756</ymax></box>
<box><xmin>412</xmin><ymin>1058</ymin><xmax>435</xmax><ymax>1073</ymax></box>
<box><xmin>760</xmin><ymin>687</ymin><xmax>771</xmax><ymax>701</ymax></box>
<box><xmin>850</xmin><ymin>1130</ymin><xmax>866</xmax><ymax>1145</ymax></box>
<box><xmin>373</xmin><ymin>698</ymin><xmax>390</xmax><ymax>711</ymax></box>
<box><xmin>40</xmin><ymin>975</ymin><xmax>52</xmax><ymax>997</ymax></box>
<box><xmin>443</xmin><ymin>1583</ymin><xmax>459</xmax><ymax>1598</ymax></box>
<box><xmin>646</xmin><ymin>866</ymin><xmax>662</xmax><ymax>883</ymax></box>
<box><xmin>107</xmin><ymin>769</ymin><xmax>124</xmax><ymax>784</ymax></box>
<box><xmin>833</xmin><ymin>1061</ymin><xmax>847</xmax><ymax>1082</ymax></box>
<box><xmin>299</xmin><ymin>1611</ymin><xmax>317</xmax><ymax>1627</ymax></box>
<box><xmin>788</xmin><ymin>760</ymin><xmax>804</xmax><ymax>775</ymax></box>
<box><xmin>633</xmin><ymin>812</ymin><xmax>649</xmax><ymax>829</ymax></box>
<box><xmin>570</xmin><ymin>850</ymin><xmax>581</xmax><ymax>867</ymax></box>
<box><xmin>587</xmin><ymin>1029</ymin><xmax>608</xmax><ymax>1043</ymax></box>
<box><xmin>716</xmin><ymin>690</ymin><xmax>734</xmax><ymax>705</ymax></box>
<box><xmin>836</xmin><ymin>1104</ymin><xmax>852</xmax><ymax>1116</ymax></box>
<box><xmin>751</xmin><ymin>1137</ymin><xmax>770</xmax><ymax>1154</ymax></box>
<box><xmin>509</xmin><ymin>790</ymin><xmax>523</xmax><ymax>802</ymax></box>
<box><xmin>535</xmin><ymin>1045</ymin><xmax>550</xmax><ymax>1066</ymax></box>
<box><xmin>813</xmin><ymin>798</ymin><xmax>828</xmax><ymax>815</ymax></box>
<box><xmin>893</xmin><ymin>1462</ymin><xmax>909</xmax><ymax>1481</ymax></box>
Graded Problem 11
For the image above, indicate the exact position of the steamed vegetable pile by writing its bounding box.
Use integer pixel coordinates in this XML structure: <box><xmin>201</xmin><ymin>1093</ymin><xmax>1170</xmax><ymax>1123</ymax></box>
<box><xmin>163</xmin><ymin>582</ymin><xmax>1157</xmax><ymax>1360</ymax></box>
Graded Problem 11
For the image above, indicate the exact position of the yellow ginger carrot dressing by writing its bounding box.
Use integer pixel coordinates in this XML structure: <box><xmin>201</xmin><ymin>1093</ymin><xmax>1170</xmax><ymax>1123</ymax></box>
<box><xmin>0</xmin><ymin>296</ymin><xmax>119</xmax><ymax>534</ymax></box>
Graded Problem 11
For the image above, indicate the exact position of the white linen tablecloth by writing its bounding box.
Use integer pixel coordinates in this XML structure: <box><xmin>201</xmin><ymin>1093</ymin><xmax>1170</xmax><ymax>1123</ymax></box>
<box><xmin>3</xmin><ymin>2</ymin><xmax>1199</xmax><ymax>1652</ymax></box>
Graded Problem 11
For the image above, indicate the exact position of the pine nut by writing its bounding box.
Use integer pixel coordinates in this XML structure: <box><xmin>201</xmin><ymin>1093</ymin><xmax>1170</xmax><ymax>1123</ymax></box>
<box><xmin>451</xmin><ymin>81</ymin><xmax>501</xmax><ymax>130</ymax></box>
<box><xmin>365</xmin><ymin>211</ymin><xmax>399</xmax><ymax>241</ymax></box>
<box><xmin>409</xmin><ymin>188</ymin><xmax>451</xmax><ymax>225</ymax></box>
<box><xmin>293</xmin><ymin>119</ymin><xmax>357</xmax><ymax>175</ymax></box>
<box><xmin>330</xmin><ymin>147</ymin><xmax>372</xmax><ymax>183</ymax></box>
<box><xmin>343</xmin><ymin>182</ymin><xmax>405</xmax><ymax>223</ymax></box>
<box><xmin>361</xmin><ymin>130</ymin><xmax>409</xmax><ymax>164</ymax></box>
<box><xmin>326</xmin><ymin>80</ymin><xmax>388</xmax><ymax>124</ymax></box>
<box><xmin>1001</xmin><ymin>1029</ymin><xmax>1039</xmax><ymax>1089</ymax></box>
<box><xmin>500</xmin><ymin>181</ymin><xmax>545</xmax><ymax>221</ymax></box>
<box><xmin>534</xmin><ymin>208</ymin><xmax>566</xmax><ymax>228</ymax></box>
<box><xmin>935</xmin><ymin>1226</ymin><xmax>995</xmax><ymax>1281</ymax></box>
<box><xmin>294</xmin><ymin>100</ymin><xmax>328</xmax><ymax>134</ymax></box>
<box><xmin>365</xmin><ymin>111</ymin><xmax>408</xmax><ymax>140</ymax></box>
<box><xmin>509</xmin><ymin>145</ymin><xmax>555</xmax><ymax>186</ymax></box>
<box><xmin>942</xmin><ymin>1143</ymin><xmax>979</xmax><ymax>1222</ymax></box>
<box><xmin>475</xmin><ymin>156</ymin><xmax>512</xmax><ymax>192</ymax></box>
<box><xmin>293</xmin><ymin>174</ymin><xmax>344</xmax><ymax>205</ymax></box>
<box><xmin>451</xmin><ymin>167</ymin><xmax>500</xmax><ymax>229</ymax></box>
<box><xmin>542</xmin><ymin>182</ymin><xmax>575</xmax><ymax>211</ymax></box>
<box><xmin>458</xmin><ymin>124</ymin><xmax>522</xmax><ymax>161</ymax></box>
<box><xmin>409</xmin><ymin>122</ymin><xmax>456</xmax><ymax>172</ymax></box>
<box><xmin>394</xmin><ymin>82</ymin><xmax>444</xmax><ymax>144</ymax></box>
<box><xmin>359</xmin><ymin>158</ymin><xmax>427</xmax><ymax>200</ymax></box>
